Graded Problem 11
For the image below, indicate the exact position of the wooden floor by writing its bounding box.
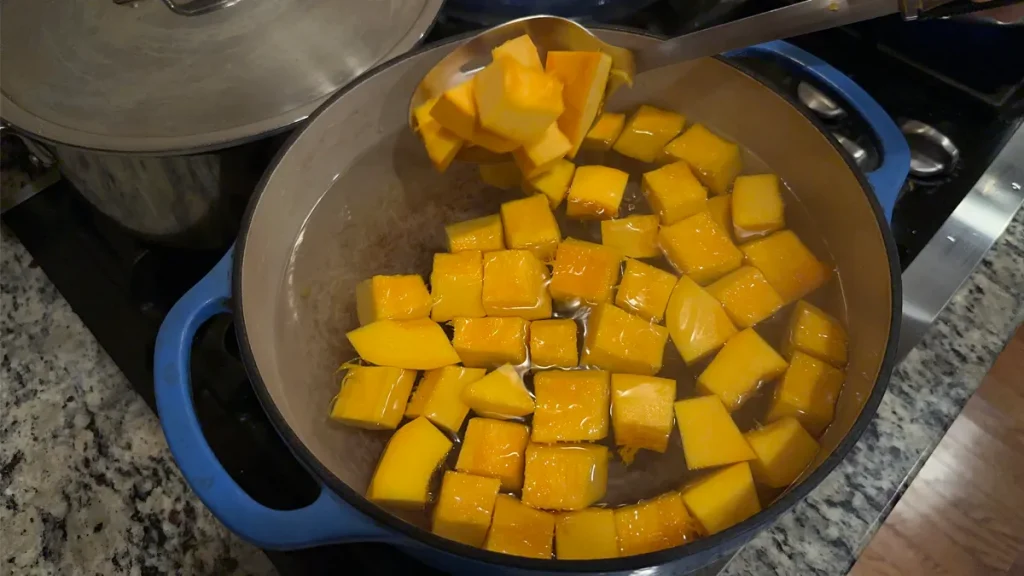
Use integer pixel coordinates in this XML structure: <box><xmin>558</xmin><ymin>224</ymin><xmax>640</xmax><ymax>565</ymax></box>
<box><xmin>851</xmin><ymin>324</ymin><xmax>1024</xmax><ymax>576</ymax></box>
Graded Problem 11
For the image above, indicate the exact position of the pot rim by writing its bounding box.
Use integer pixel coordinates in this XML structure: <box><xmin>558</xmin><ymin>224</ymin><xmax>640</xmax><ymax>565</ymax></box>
<box><xmin>232</xmin><ymin>26</ymin><xmax>903</xmax><ymax>572</ymax></box>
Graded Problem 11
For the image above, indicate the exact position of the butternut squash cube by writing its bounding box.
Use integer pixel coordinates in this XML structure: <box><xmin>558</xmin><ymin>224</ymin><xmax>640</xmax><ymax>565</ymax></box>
<box><xmin>481</xmin><ymin>250</ymin><xmax>552</xmax><ymax>320</ymax></box>
<box><xmin>478</xmin><ymin>162</ymin><xmax>521</xmax><ymax>190</ymax></box>
<box><xmin>485</xmin><ymin>495</ymin><xmax>555</xmax><ymax>558</ymax></box>
<box><xmin>681</xmin><ymin>462</ymin><xmax>760</xmax><ymax>535</ymax></box>
<box><xmin>462</xmin><ymin>364</ymin><xmax>535</xmax><ymax>419</ymax></box>
<box><xmin>532</xmin><ymin>370</ymin><xmax>610</xmax><ymax>442</ymax></box>
<box><xmin>744</xmin><ymin>417</ymin><xmax>820</xmax><ymax>488</ymax></box>
<box><xmin>659</xmin><ymin>211</ymin><xmax>743</xmax><ymax>285</ymax></box>
<box><xmin>741</xmin><ymin>231</ymin><xmax>829</xmax><ymax>304</ymax></box>
<box><xmin>583</xmin><ymin>112</ymin><xmax>626</xmax><ymax>151</ymax></box>
<box><xmin>664</xmin><ymin>124</ymin><xmax>741</xmax><ymax>195</ymax></box>
<box><xmin>566</xmin><ymin>165</ymin><xmax>629</xmax><ymax>219</ymax></box>
<box><xmin>356</xmin><ymin>274</ymin><xmax>432</xmax><ymax>325</ymax></box>
<box><xmin>706</xmin><ymin>194</ymin><xmax>732</xmax><ymax>234</ymax></box>
<box><xmin>614</xmin><ymin>491</ymin><xmax>698</xmax><ymax>555</ymax></box>
<box><xmin>347</xmin><ymin>319</ymin><xmax>460</xmax><ymax>370</ymax></box>
<box><xmin>430</xmin><ymin>251</ymin><xmax>485</xmax><ymax>322</ymax></box>
<box><xmin>529</xmin><ymin>318</ymin><xmax>578</xmax><ymax>368</ymax></box>
<box><xmin>643</xmin><ymin>161</ymin><xmax>708</xmax><ymax>225</ymax></box>
<box><xmin>330</xmin><ymin>366</ymin><xmax>417</xmax><ymax>430</ymax></box>
<box><xmin>431</xmin><ymin>471</ymin><xmax>501</xmax><ymax>547</ymax></box>
<box><xmin>491</xmin><ymin>34</ymin><xmax>543</xmax><ymax>70</ymax></box>
<box><xmin>475</xmin><ymin>57</ymin><xmax>564</xmax><ymax>144</ymax></box>
<box><xmin>522</xmin><ymin>158</ymin><xmax>575</xmax><ymax>209</ymax></box>
<box><xmin>513</xmin><ymin>123</ymin><xmax>572</xmax><ymax>178</ymax></box>
<box><xmin>549</xmin><ymin>239</ymin><xmax>621</xmax><ymax>305</ymax></box>
<box><xmin>674</xmin><ymin>395</ymin><xmax>755</xmax><ymax>470</ymax></box>
<box><xmin>601</xmin><ymin>215</ymin><xmax>660</xmax><ymax>259</ymax></box>
<box><xmin>611</xmin><ymin>374</ymin><xmax>676</xmax><ymax>453</ymax></box>
<box><xmin>766</xmin><ymin>351</ymin><xmax>844</xmax><ymax>436</ymax></box>
<box><xmin>545</xmin><ymin>51</ymin><xmax>613</xmax><ymax>158</ymax></box>
<box><xmin>457</xmin><ymin>418</ymin><xmax>530</xmax><ymax>490</ymax></box>
<box><xmin>555</xmin><ymin>508</ymin><xmax>619</xmax><ymax>559</ymax></box>
<box><xmin>445</xmin><ymin>214</ymin><xmax>505</xmax><ymax>253</ymax></box>
<box><xmin>582</xmin><ymin>303</ymin><xmax>668</xmax><ymax>375</ymax></box>
<box><xmin>499</xmin><ymin>196</ymin><xmax>561</xmax><ymax>262</ymax></box>
<box><xmin>615</xmin><ymin>258</ymin><xmax>677</xmax><ymax>323</ymax></box>
<box><xmin>705</xmin><ymin>266</ymin><xmax>784</xmax><ymax>329</ymax></box>
<box><xmin>413</xmin><ymin>97</ymin><xmax>463</xmax><ymax>173</ymax></box>
<box><xmin>783</xmin><ymin>300</ymin><xmax>848</xmax><ymax>367</ymax></box>
<box><xmin>367</xmin><ymin>417</ymin><xmax>453</xmax><ymax>508</ymax></box>
<box><xmin>732</xmin><ymin>174</ymin><xmax>785</xmax><ymax>240</ymax></box>
<box><xmin>522</xmin><ymin>443</ymin><xmax>608</xmax><ymax>511</ymax></box>
<box><xmin>404</xmin><ymin>366</ymin><xmax>486</xmax><ymax>433</ymax></box>
<box><xmin>452</xmin><ymin>317</ymin><xmax>529</xmax><ymax>368</ymax></box>
<box><xmin>664</xmin><ymin>276</ymin><xmax>738</xmax><ymax>365</ymax></box>
<box><xmin>612</xmin><ymin>105</ymin><xmax>686</xmax><ymax>163</ymax></box>
<box><xmin>697</xmin><ymin>328</ymin><xmax>788</xmax><ymax>412</ymax></box>
<box><xmin>430</xmin><ymin>79</ymin><xmax>519</xmax><ymax>153</ymax></box>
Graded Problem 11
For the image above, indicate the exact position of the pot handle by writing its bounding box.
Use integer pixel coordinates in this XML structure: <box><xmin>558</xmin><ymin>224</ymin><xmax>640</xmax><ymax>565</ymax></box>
<box><xmin>153</xmin><ymin>247</ymin><xmax>394</xmax><ymax>549</ymax></box>
<box><xmin>728</xmin><ymin>41</ymin><xmax>910</xmax><ymax>221</ymax></box>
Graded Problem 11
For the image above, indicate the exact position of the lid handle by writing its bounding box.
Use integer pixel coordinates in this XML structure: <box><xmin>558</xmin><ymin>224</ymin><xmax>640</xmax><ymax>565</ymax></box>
<box><xmin>113</xmin><ymin>0</ymin><xmax>243</xmax><ymax>16</ymax></box>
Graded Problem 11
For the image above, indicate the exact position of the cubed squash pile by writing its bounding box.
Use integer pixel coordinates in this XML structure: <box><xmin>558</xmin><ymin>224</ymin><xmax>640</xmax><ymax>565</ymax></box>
<box><xmin>325</xmin><ymin>31</ymin><xmax>853</xmax><ymax>561</ymax></box>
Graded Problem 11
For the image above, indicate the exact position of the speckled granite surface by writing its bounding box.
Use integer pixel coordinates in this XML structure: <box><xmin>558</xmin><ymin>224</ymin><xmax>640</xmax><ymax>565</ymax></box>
<box><xmin>1</xmin><ymin>203</ymin><xmax>1021</xmax><ymax>575</ymax></box>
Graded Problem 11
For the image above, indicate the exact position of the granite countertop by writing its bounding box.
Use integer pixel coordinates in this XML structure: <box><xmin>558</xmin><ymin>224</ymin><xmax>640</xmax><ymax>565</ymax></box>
<box><xmin>2</xmin><ymin>208</ymin><xmax>1022</xmax><ymax>576</ymax></box>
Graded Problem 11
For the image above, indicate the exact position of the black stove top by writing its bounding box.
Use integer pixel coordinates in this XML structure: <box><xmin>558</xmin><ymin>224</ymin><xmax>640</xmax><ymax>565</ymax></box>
<box><xmin>2</xmin><ymin>5</ymin><xmax>1021</xmax><ymax>574</ymax></box>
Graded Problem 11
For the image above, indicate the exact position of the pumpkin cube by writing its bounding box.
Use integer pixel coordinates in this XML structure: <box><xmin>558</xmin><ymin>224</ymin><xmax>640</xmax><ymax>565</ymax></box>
<box><xmin>445</xmin><ymin>214</ymin><xmax>505</xmax><ymax>253</ymax></box>
<box><xmin>431</xmin><ymin>79</ymin><xmax>518</xmax><ymax>153</ymax></box>
<box><xmin>614</xmin><ymin>491</ymin><xmax>697</xmax><ymax>555</ymax></box>
<box><xmin>744</xmin><ymin>417</ymin><xmax>820</xmax><ymax>488</ymax></box>
<box><xmin>611</xmin><ymin>374</ymin><xmax>676</xmax><ymax>453</ymax></box>
<box><xmin>330</xmin><ymin>366</ymin><xmax>417</xmax><ymax>430</ymax></box>
<box><xmin>664</xmin><ymin>276</ymin><xmax>738</xmax><ymax>365</ymax></box>
<box><xmin>523</xmin><ymin>158</ymin><xmax>575</xmax><ymax>209</ymax></box>
<box><xmin>347</xmin><ymin>319</ymin><xmax>460</xmax><ymax>370</ymax></box>
<box><xmin>457</xmin><ymin>418</ymin><xmax>530</xmax><ymax>490</ymax></box>
<box><xmin>697</xmin><ymin>328</ymin><xmax>788</xmax><ymax>412</ymax></box>
<box><xmin>485</xmin><ymin>495</ymin><xmax>555</xmax><ymax>558</ymax></box>
<box><xmin>462</xmin><ymin>364</ymin><xmax>535</xmax><ymax>419</ymax></box>
<box><xmin>522</xmin><ymin>443</ymin><xmax>608</xmax><ymax>511</ymax></box>
<box><xmin>475</xmin><ymin>57</ymin><xmax>563</xmax><ymax>144</ymax></box>
<box><xmin>582</xmin><ymin>303</ymin><xmax>668</xmax><ymax>375</ymax></box>
<box><xmin>659</xmin><ymin>211</ymin><xmax>743</xmax><ymax>285</ymax></box>
<box><xmin>481</xmin><ymin>250</ymin><xmax>552</xmax><ymax>320</ymax></box>
<box><xmin>674</xmin><ymin>395</ymin><xmax>754</xmax><ymax>470</ymax></box>
<box><xmin>566</xmin><ymin>165</ymin><xmax>629</xmax><ymax>219</ymax></box>
<box><xmin>431</xmin><ymin>471</ymin><xmax>501</xmax><ymax>547</ymax></box>
<box><xmin>356</xmin><ymin>274</ymin><xmax>432</xmax><ymax>325</ymax></box>
<box><xmin>583</xmin><ymin>112</ymin><xmax>626</xmax><ymax>151</ymax></box>
<box><xmin>681</xmin><ymin>462</ymin><xmax>761</xmax><ymax>535</ymax></box>
<box><xmin>529</xmin><ymin>318</ymin><xmax>578</xmax><ymax>368</ymax></box>
<box><xmin>741</xmin><ymin>231</ymin><xmax>829</xmax><ymax>304</ymax></box>
<box><xmin>545</xmin><ymin>51</ymin><xmax>613</xmax><ymax>157</ymax></box>
<box><xmin>706</xmin><ymin>194</ymin><xmax>732</xmax><ymax>234</ymax></box>
<box><xmin>612</xmin><ymin>105</ymin><xmax>686</xmax><ymax>163</ymax></box>
<box><xmin>664</xmin><ymin>124</ymin><xmax>741</xmax><ymax>195</ymax></box>
<box><xmin>766</xmin><ymin>351</ymin><xmax>844</xmax><ymax>436</ymax></box>
<box><xmin>783</xmin><ymin>300</ymin><xmax>848</xmax><ymax>367</ymax></box>
<box><xmin>430</xmin><ymin>251</ymin><xmax>485</xmax><ymax>322</ymax></box>
<box><xmin>452</xmin><ymin>317</ymin><xmax>529</xmax><ymax>368</ymax></box>
<box><xmin>479</xmin><ymin>162</ymin><xmax>521</xmax><ymax>190</ymax></box>
<box><xmin>513</xmin><ymin>123</ymin><xmax>572</xmax><ymax>178</ymax></box>
<box><xmin>705</xmin><ymin>266</ymin><xmax>784</xmax><ymax>328</ymax></box>
<box><xmin>500</xmin><ymin>196</ymin><xmax>561</xmax><ymax>262</ymax></box>
<box><xmin>643</xmin><ymin>161</ymin><xmax>708</xmax><ymax>225</ymax></box>
<box><xmin>555</xmin><ymin>508</ymin><xmax>619</xmax><ymax>559</ymax></box>
<box><xmin>615</xmin><ymin>258</ymin><xmax>677</xmax><ymax>323</ymax></box>
<box><xmin>601</xmin><ymin>215</ymin><xmax>660</xmax><ymax>259</ymax></box>
<box><xmin>491</xmin><ymin>34</ymin><xmax>543</xmax><ymax>70</ymax></box>
<box><xmin>549</xmin><ymin>239</ymin><xmax>621</xmax><ymax>305</ymax></box>
<box><xmin>367</xmin><ymin>417</ymin><xmax>453</xmax><ymax>508</ymax></box>
<box><xmin>532</xmin><ymin>370</ymin><xmax>610</xmax><ymax>442</ymax></box>
<box><xmin>732</xmin><ymin>174</ymin><xmax>785</xmax><ymax>240</ymax></box>
<box><xmin>404</xmin><ymin>366</ymin><xmax>486</xmax><ymax>433</ymax></box>
<box><xmin>413</xmin><ymin>97</ymin><xmax>463</xmax><ymax>173</ymax></box>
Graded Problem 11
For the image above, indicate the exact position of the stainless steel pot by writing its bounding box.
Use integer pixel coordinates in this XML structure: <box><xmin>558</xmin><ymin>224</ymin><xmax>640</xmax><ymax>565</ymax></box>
<box><xmin>154</xmin><ymin>29</ymin><xmax>907</xmax><ymax>573</ymax></box>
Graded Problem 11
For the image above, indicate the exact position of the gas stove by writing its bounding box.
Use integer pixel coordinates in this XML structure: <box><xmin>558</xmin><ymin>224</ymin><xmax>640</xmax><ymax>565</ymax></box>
<box><xmin>2</xmin><ymin>5</ymin><xmax>1021</xmax><ymax>574</ymax></box>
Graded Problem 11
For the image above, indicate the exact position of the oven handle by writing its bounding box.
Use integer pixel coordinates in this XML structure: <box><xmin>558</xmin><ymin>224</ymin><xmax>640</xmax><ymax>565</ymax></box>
<box><xmin>153</xmin><ymin>248</ymin><xmax>393</xmax><ymax>549</ymax></box>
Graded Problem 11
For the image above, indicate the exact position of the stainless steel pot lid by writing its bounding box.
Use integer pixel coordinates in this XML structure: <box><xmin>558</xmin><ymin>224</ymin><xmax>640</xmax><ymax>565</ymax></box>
<box><xmin>0</xmin><ymin>0</ymin><xmax>443</xmax><ymax>153</ymax></box>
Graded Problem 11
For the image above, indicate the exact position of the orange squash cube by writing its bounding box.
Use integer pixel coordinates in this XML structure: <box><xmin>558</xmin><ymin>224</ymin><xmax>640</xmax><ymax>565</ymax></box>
<box><xmin>431</xmin><ymin>471</ymin><xmax>501</xmax><ymax>547</ymax></box>
<box><xmin>513</xmin><ymin>123</ymin><xmax>573</xmax><ymax>178</ymax></box>
<box><xmin>744</xmin><ymin>417</ymin><xmax>820</xmax><ymax>488</ymax></box>
<box><xmin>475</xmin><ymin>57</ymin><xmax>563</xmax><ymax>144</ymax></box>
<box><xmin>583</xmin><ymin>112</ymin><xmax>626</xmax><ymax>151</ymax></box>
<box><xmin>732</xmin><ymin>174</ymin><xmax>785</xmax><ymax>240</ymax></box>
<box><xmin>461</xmin><ymin>364</ymin><xmax>535</xmax><ymax>419</ymax></box>
<box><xmin>330</xmin><ymin>366</ymin><xmax>417</xmax><ymax>430</ymax></box>
<box><xmin>491</xmin><ymin>35</ymin><xmax>543</xmax><ymax>70</ymax></box>
<box><xmin>615</xmin><ymin>258</ymin><xmax>677</xmax><ymax>323</ymax></box>
<box><xmin>522</xmin><ymin>158</ymin><xmax>575</xmax><ymax>209</ymax></box>
<box><xmin>413</xmin><ymin>97</ymin><xmax>463</xmax><ymax>173</ymax></box>
<box><xmin>611</xmin><ymin>374</ymin><xmax>676</xmax><ymax>453</ymax></box>
<box><xmin>430</xmin><ymin>251</ymin><xmax>485</xmax><ymax>322</ymax></box>
<box><xmin>663</xmin><ymin>124</ymin><xmax>742</xmax><ymax>195</ymax></box>
<box><xmin>403</xmin><ymin>366</ymin><xmax>486</xmax><ymax>433</ymax></box>
<box><xmin>681</xmin><ymin>462</ymin><xmax>761</xmax><ymax>535</ymax></box>
<box><xmin>529</xmin><ymin>318</ymin><xmax>578</xmax><ymax>368</ymax></box>
<box><xmin>614</xmin><ymin>491</ymin><xmax>698</xmax><ymax>555</ymax></box>
<box><xmin>452</xmin><ymin>317</ymin><xmax>529</xmax><ymax>368</ymax></box>
<box><xmin>545</xmin><ymin>51</ymin><xmax>613</xmax><ymax>158</ymax></box>
<box><xmin>445</xmin><ymin>214</ymin><xmax>505</xmax><ymax>253</ymax></box>
<box><xmin>481</xmin><ymin>250</ymin><xmax>552</xmax><ymax>320</ymax></box>
<box><xmin>741</xmin><ymin>230</ymin><xmax>829</xmax><ymax>304</ymax></box>
<box><xmin>457</xmin><ymin>418</ymin><xmax>530</xmax><ymax>491</ymax></box>
<box><xmin>674</xmin><ymin>395</ymin><xmax>755</xmax><ymax>470</ymax></box>
<box><xmin>582</xmin><ymin>303</ymin><xmax>668</xmax><ymax>375</ymax></box>
<box><xmin>500</xmin><ymin>195</ymin><xmax>561</xmax><ymax>262</ymax></box>
<box><xmin>532</xmin><ymin>370</ymin><xmax>610</xmax><ymax>442</ymax></box>
<box><xmin>664</xmin><ymin>276</ymin><xmax>738</xmax><ymax>364</ymax></box>
<box><xmin>766</xmin><ymin>351</ymin><xmax>844</xmax><ymax>436</ymax></box>
<box><xmin>697</xmin><ymin>328</ymin><xmax>788</xmax><ymax>412</ymax></box>
<box><xmin>705</xmin><ymin>266</ymin><xmax>785</xmax><ymax>328</ymax></box>
<box><xmin>566</xmin><ymin>165</ymin><xmax>629</xmax><ymax>219</ymax></box>
<box><xmin>549</xmin><ymin>239</ymin><xmax>621</xmax><ymax>305</ymax></box>
<box><xmin>612</xmin><ymin>105</ymin><xmax>686</xmax><ymax>163</ymax></box>
<box><xmin>367</xmin><ymin>417</ymin><xmax>453</xmax><ymax>508</ymax></box>
<box><xmin>347</xmin><ymin>319</ymin><xmax>461</xmax><ymax>370</ymax></box>
<box><xmin>783</xmin><ymin>300</ymin><xmax>848</xmax><ymax>367</ymax></box>
<box><xmin>600</xmin><ymin>215</ymin><xmax>660</xmax><ymax>259</ymax></box>
<box><xmin>706</xmin><ymin>194</ymin><xmax>732</xmax><ymax>234</ymax></box>
<box><xmin>431</xmin><ymin>79</ymin><xmax>519</xmax><ymax>153</ymax></box>
<box><xmin>659</xmin><ymin>211</ymin><xmax>743</xmax><ymax>285</ymax></box>
<box><xmin>555</xmin><ymin>508</ymin><xmax>619</xmax><ymax>559</ymax></box>
<box><xmin>522</xmin><ymin>443</ymin><xmax>608</xmax><ymax>511</ymax></box>
<box><xmin>643</xmin><ymin>161</ymin><xmax>708</xmax><ymax>225</ymax></box>
<box><xmin>356</xmin><ymin>274</ymin><xmax>432</xmax><ymax>325</ymax></box>
<box><xmin>485</xmin><ymin>495</ymin><xmax>555</xmax><ymax>558</ymax></box>
<box><xmin>478</xmin><ymin>162</ymin><xmax>521</xmax><ymax>190</ymax></box>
